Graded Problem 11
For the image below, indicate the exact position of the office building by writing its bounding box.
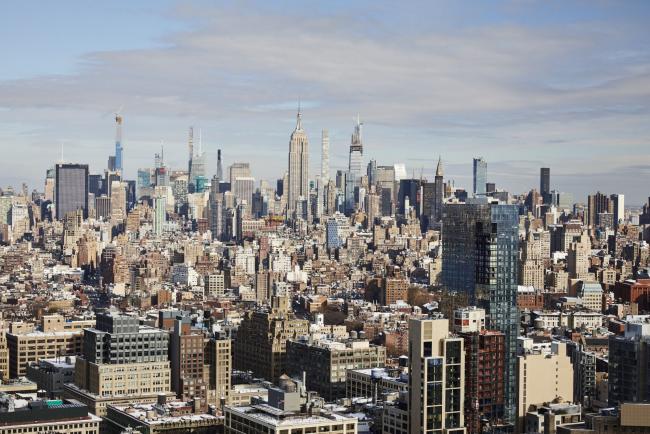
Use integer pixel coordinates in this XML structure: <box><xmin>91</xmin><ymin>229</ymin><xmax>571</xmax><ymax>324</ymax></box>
<box><xmin>233</xmin><ymin>176</ymin><xmax>255</xmax><ymax>210</ymax></box>
<box><xmin>408</xmin><ymin>317</ymin><xmax>466</xmax><ymax>434</ymax></box>
<box><xmin>94</xmin><ymin>195</ymin><xmax>110</xmax><ymax>220</ymax></box>
<box><xmin>66</xmin><ymin>312</ymin><xmax>172</xmax><ymax>417</ymax></box>
<box><xmin>286</xmin><ymin>338</ymin><xmax>386</xmax><ymax>401</ymax></box>
<box><xmin>205</xmin><ymin>273</ymin><xmax>226</xmax><ymax>298</ymax></box>
<box><xmin>229</xmin><ymin>162</ymin><xmax>251</xmax><ymax>185</ymax></box>
<box><xmin>398</xmin><ymin>178</ymin><xmax>420</xmax><ymax>216</ymax></box>
<box><xmin>55</xmin><ymin>163</ymin><xmax>89</xmax><ymax>219</ymax></box>
<box><xmin>7</xmin><ymin>315</ymin><xmax>91</xmax><ymax>378</ymax></box>
<box><xmin>587</xmin><ymin>192</ymin><xmax>611</xmax><ymax>229</ymax></box>
<box><xmin>88</xmin><ymin>173</ymin><xmax>102</xmax><ymax>196</ymax></box>
<box><xmin>154</xmin><ymin>195</ymin><xmax>166</xmax><ymax>235</ymax></box>
<box><xmin>287</xmin><ymin>110</ymin><xmax>309</xmax><ymax>215</ymax></box>
<box><xmin>520</xmin><ymin>229</ymin><xmax>550</xmax><ymax>289</ymax></box>
<box><xmin>137</xmin><ymin>168</ymin><xmax>151</xmax><ymax>196</ymax></box>
<box><xmin>473</xmin><ymin>157</ymin><xmax>487</xmax><ymax>197</ymax></box>
<box><xmin>205</xmin><ymin>334</ymin><xmax>232</xmax><ymax>409</ymax></box>
<box><xmin>610</xmin><ymin>193</ymin><xmax>625</xmax><ymax>227</ymax></box>
<box><xmin>442</xmin><ymin>202</ymin><xmax>519</xmax><ymax>426</ymax></box>
<box><xmin>567</xmin><ymin>232</ymin><xmax>591</xmax><ymax>280</ymax></box>
<box><xmin>345</xmin><ymin>116</ymin><xmax>364</xmax><ymax>212</ymax></box>
<box><xmin>326</xmin><ymin>212</ymin><xmax>348</xmax><ymax>249</ymax></box>
<box><xmin>233</xmin><ymin>299</ymin><xmax>310</xmax><ymax>382</ymax></box>
<box><xmin>170</xmin><ymin>318</ymin><xmax>210</xmax><ymax>410</ymax></box>
<box><xmin>109</xmin><ymin>180</ymin><xmax>127</xmax><ymax>221</ymax></box>
<box><xmin>577</xmin><ymin>282</ymin><xmax>603</xmax><ymax>312</ymax></box>
<box><xmin>540</xmin><ymin>168</ymin><xmax>550</xmax><ymax>203</ymax></box>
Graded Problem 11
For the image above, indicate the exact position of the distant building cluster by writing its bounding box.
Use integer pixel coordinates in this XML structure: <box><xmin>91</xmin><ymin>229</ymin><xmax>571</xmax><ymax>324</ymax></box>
<box><xmin>0</xmin><ymin>111</ymin><xmax>648</xmax><ymax>434</ymax></box>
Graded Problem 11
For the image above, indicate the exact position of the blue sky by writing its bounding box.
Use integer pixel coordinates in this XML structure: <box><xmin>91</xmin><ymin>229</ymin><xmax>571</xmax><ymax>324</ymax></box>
<box><xmin>1</xmin><ymin>0</ymin><xmax>649</xmax><ymax>203</ymax></box>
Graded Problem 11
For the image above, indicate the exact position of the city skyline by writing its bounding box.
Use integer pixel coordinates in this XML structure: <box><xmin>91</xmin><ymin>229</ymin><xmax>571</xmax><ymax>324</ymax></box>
<box><xmin>1</xmin><ymin>1</ymin><xmax>649</xmax><ymax>203</ymax></box>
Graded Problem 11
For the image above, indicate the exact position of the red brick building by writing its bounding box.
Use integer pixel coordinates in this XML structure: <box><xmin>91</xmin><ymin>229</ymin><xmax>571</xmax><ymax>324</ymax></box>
<box><xmin>614</xmin><ymin>279</ymin><xmax>650</xmax><ymax>311</ymax></box>
<box><xmin>460</xmin><ymin>330</ymin><xmax>506</xmax><ymax>434</ymax></box>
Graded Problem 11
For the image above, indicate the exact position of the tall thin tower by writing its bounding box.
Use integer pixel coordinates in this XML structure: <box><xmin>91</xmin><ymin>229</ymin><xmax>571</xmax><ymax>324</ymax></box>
<box><xmin>188</xmin><ymin>126</ymin><xmax>194</xmax><ymax>176</ymax></box>
<box><xmin>217</xmin><ymin>149</ymin><xmax>223</xmax><ymax>181</ymax></box>
<box><xmin>318</xmin><ymin>129</ymin><xmax>330</xmax><ymax>218</ymax></box>
<box><xmin>114</xmin><ymin>114</ymin><xmax>123</xmax><ymax>173</ymax></box>
<box><xmin>345</xmin><ymin>115</ymin><xmax>363</xmax><ymax>212</ymax></box>
<box><xmin>287</xmin><ymin>108</ymin><xmax>309</xmax><ymax>216</ymax></box>
<box><xmin>321</xmin><ymin>129</ymin><xmax>329</xmax><ymax>184</ymax></box>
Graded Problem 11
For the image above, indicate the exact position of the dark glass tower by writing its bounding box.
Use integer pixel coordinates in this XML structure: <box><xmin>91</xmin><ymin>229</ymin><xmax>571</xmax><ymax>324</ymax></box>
<box><xmin>472</xmin><ymin>157</ymin><xmax>487</xmax><ymax>197</ymax></box>
<box><xmin>540</xmin><ymin>167</ymin><xmax>550</xmax><ymax>203</ymax></box>
<box><xmin>442</xmin><ymin>202</ymin><xmax>519</xmax><ymax>427</ymax></box>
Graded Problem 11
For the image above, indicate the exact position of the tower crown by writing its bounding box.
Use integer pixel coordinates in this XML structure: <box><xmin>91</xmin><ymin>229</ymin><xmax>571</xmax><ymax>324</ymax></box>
<box><xmin>436</xmin><ymin>156</ymin><xmax>443</xmax><ymax>177</ymax></box>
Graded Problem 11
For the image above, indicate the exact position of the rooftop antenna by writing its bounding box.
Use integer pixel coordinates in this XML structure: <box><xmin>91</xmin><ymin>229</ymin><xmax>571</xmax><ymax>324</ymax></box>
<box><xmin>59</xmin><ymin>141</ymin><xmax>64</xmax><ymax>164</ymax></box>
<box><xmin>199</xmin><ymin>128</ymin><xmax>203</xmax><ymax>155</ymax></box>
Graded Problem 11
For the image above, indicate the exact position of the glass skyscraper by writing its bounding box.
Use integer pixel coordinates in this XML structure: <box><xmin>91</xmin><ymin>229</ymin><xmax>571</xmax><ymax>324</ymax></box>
<box><xmin>442</xmin><ymin>202</ymin><xmax>519</xmax><ymax>427</ymax></box>
<box><xmin>472</xmin><ymin>157</ymin><xmax>487</xmax><ymax>197</ymax></box>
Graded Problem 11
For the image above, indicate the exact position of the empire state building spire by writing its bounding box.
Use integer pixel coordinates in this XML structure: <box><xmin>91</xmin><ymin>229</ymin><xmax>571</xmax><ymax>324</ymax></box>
<box><xmin>287</xmin><ymin>106</ymin><xmax>309</xmax><ymax>216</ymax></box>
<box><xmin>295</xmin><ymin>102</ymin><xmax>303</xmax><ymax>131</ymax></box>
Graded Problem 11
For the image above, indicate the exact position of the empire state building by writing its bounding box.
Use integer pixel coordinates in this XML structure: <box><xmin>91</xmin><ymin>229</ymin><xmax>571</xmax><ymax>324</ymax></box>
<box><xmin>287</xmin><ymin>109</ymin><xmax>309</xmax><ymax>216</ymax></box>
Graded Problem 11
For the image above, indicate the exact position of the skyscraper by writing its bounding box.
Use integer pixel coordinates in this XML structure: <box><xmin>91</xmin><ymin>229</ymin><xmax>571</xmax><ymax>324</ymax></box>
<box><xmin>190</xmin><ymin>129</ymin><xmax>207</xmax><ymax>190</ymax></box>
<box><xmin>187</xmin><ymin>126</ymin><xmax>194</xmax><ymax>180</ymax></box>
<box><xmin>137</xmin><ymin>169</ymin><xmax>151</xmax><ymax>198</ymax></box>
<box><xmin>432</xmin><ymin>156</ymin><xmax>444</xmax><ymax>224</ymax></box>
<box><xmin>540</xmin><ymin>167</ymin><xmax>550</xmax><ymax>203</ymax></box>
<box><xmin>109</xmin><ymin>180</ymin><xmax>127</xmax><ymax>221</ymax></box>
<box><xmin>587</xmin><ymin>191</ymin><xmax>611</xmax><ymax>229</ymax></box>
<box><xmin>114</xmin><ymin>114</ymin><xmax>123</xmax><ymax>173</ymax></box>
<box><xmin>345</xmin><ymin>116</ymin><xmax>363</xmax><ymax>212</ymax></box>
<box><xmin>287</xmin><ymin>109</ymin><xmax>309</xmax><ymax>216</ymax></box>
<box><xmin>442</xmin><ymin>202</ymin><xmax>519</xmax><ymax>426</ymax></box>
<box><xmin>55</xmin><ymin>163</ymin><xmax>89</xmax><ymax>220</ymax></box>
<box><xmin>229</xmin><ymin>162</ymin><xmax>251</xmax><ymax>185</ymax></box>
<box><xmin>472</xmin><ymin>157</ymin><xmax>487</xmax><ymax>197</ymax></box>
<box><xmin>233</xmin><ymin>176</ymin><xmax>255</xmax><ymax>211</ymax></box>
<box><xmin>318</xmin><ymin>129</ymin><xmax>330</xmax><ymax>218</ymax></box>
<box><xmin>209</xmin><ymin>176</ymin><xmax>223</xmax><ymax>241</ymax></box>
<box><xmin>321</xmin><ymin>129</ymin><xmax>330</xmax><ymax>185</ymax></box>
<box><xmin>217</xmin><ymin>149</ymin><xmax>223</xmax><ymax>182</ymax></box>
<box><xmin>153</xmin><ymin>195</ymin><xmax>166</xmax><ymax>235</ymax></box>
<box><xmin>610</xmin><ymin>193</ymin><xmax>625</xmax><ymax>227</ymax></box>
